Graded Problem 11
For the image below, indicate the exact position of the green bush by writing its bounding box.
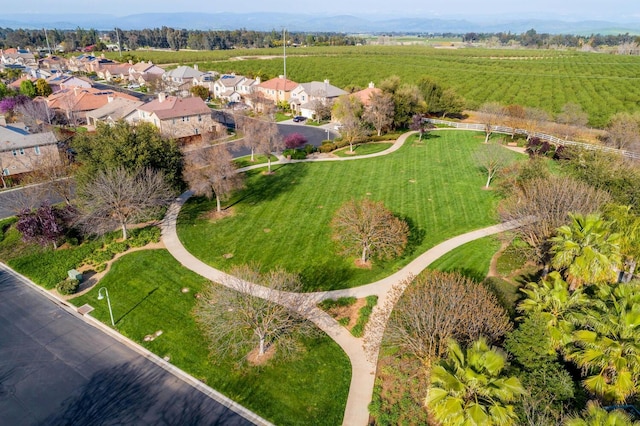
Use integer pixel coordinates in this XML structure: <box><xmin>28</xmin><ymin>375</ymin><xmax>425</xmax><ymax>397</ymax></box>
<box><xmin>351</xmin><ymin>295</ymin><xmax>378</xmax><ymax>338</ymax></box>
<box><xmin>319</xmin><ymin>297</ymin><xmax>356</xmax><ymax>310</ymax></box>
<box><xmin>88</xmin><ymin>249</ymin><xmax>114</xmax><ymax>265</ymax></box>
<box><xmin>128</xmin><ymin>226</ymin><xmax>161</xmax><ymax>247</ymax></box>
<box><xmin>318</xmin><ymin>143</ymin><xmax>337</xmax><ymax>153</ymax></box>
<box><xmin>56</xmin><ymin>278</ymin><xmax>80</xmax><ymax>295</ymax></box>
<box><xmin>304</xmin><ymin>144</ymin><xmax>316</xmax><ymax>154</ymax></box>
<box><xmin>107</xmin><ymin>241</ymin><xmax>130</xmax><ymax>255</ymax></box>
<box><xmin>94</xmin><ymin>263</ymin><xmax>107</xmax><ymax>273</ymax></box>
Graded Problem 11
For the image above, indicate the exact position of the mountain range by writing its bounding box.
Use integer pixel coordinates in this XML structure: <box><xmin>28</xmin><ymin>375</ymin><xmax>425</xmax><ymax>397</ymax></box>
<box><xmin>1</xmin><ymin>12</ymin><xmax>639</xmax><ymax>35</ymax></box>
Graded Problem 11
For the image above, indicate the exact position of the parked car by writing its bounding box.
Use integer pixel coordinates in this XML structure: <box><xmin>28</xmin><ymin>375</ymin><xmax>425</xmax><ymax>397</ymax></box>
<box><xmin>293</xmin><ymin>116</ymin><xmax>306</xmax><ymax>122</ymax></box>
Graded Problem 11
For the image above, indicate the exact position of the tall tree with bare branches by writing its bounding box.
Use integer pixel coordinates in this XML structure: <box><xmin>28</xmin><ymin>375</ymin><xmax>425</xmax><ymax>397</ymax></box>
<box><xmin>385</xmin><ymin>270</ymin><xmax>511</xmax><ymax>365</ymax></box>
<box><xmin>478</xmin><ymin>102</ymin><xmax>505</xmax><ymax>144</ymax></box>
<box><xmin>183</xmin><ymin>143</ymin><xmax>243</xmax><ymax>212</ymax></box>
<box><xmin>194</xmin><ymin>264</ymin><xmax>316</xmax><ymax>362</ymax></box>
<box><xmin>363</xmin><ymin>91</ymin><xmax>394</xmax><ymax>136</ymax></box>
<box><xmin>78</xmin><ymin>167</ymin><xmax>173</xmax><ymax>240</ymax></box>
<box><xmin>499</xmin><ymin>176</ymin><xmax>612</xmax><ymax>265</ymax></box>
<box><xmin>331</xmin><ymin>198</ymin><xmax>409</xmax><ymax>265</ymax></box>
<box><xmin>474</xmin><ymin>142</ymin><xmax>514</xmax><ymax>188</ymax></box>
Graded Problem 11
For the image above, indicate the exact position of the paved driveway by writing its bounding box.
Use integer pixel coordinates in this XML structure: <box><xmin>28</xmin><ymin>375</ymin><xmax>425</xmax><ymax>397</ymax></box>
<box><xmin>0</xmin><ymin>265</ymin><xmax>259</xmax><ymax>426</ymax></box>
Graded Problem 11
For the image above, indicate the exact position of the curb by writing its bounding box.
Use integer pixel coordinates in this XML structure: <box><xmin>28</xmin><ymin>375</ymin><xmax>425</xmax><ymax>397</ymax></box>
<box><xmin>0</xmin><ymin>262</ymin><xmax>272</xmax><ymax>426</ymax></box>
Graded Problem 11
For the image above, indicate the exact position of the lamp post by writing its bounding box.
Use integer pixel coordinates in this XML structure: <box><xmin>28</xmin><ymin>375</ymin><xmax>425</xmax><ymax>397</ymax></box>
<box><xmin>97</xmin><ymin>287</ymin><xmax>115</xmax><ymax>327</ymax></box>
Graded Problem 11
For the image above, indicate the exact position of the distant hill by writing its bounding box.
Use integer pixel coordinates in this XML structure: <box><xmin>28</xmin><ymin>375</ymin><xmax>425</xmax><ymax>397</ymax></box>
<box><xmin>1</xmin><ymin>12</ymin><xmax>639</xmax><ymax>35</ymax></box>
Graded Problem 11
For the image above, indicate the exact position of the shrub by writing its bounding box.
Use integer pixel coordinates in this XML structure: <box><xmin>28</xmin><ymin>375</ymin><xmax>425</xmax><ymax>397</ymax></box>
<box><xmin>94</xmin><ymin>263</ymin><xmax>107</xmax><ymax>273</ymax></box>
<box><xmin>319</xmin><ymin>297</ymin><xmax>356</xmax><ymax>310</ymax></box>
<box><xmin>56</xmin><ymin>278</ymin><xmax>80</xmax><ymax>295</ymax></box>
<box><xmin>304</xmin><ymin>144</ymin><xmax>316</xmax><ymax>154</ymax></box>
<box><xmin>319</xmin><ymin>143</ymin><xmax>337</xmax><ymax>153</ymax></box>
<box><xmin>128</xmin><ymin>226</ymin><xmax>161</xmax><ymax>247</ymax></box>
<box><xmin>107</xmin><ymin>241</ymin><xmax>129</xmax><ymax>255</ymax></box>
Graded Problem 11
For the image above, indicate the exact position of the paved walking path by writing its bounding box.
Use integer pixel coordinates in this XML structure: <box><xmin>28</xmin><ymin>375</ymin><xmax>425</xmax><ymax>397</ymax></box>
<box><xmin>161</xmin><ymin>130</ymin><xmax>527</xmax><ymax>425</ymax></box>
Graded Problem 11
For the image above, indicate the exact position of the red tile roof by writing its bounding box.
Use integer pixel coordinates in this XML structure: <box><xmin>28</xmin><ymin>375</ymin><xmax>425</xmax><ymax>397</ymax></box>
<box><xmin>258</xmin><ymin>77</ymin><xmax>298</xmax><ymax>91</ymax></box>
<box><xmin>139</xmin><ymin>95</ymin><xmax>211</xmax><ymax>119</ymax></box>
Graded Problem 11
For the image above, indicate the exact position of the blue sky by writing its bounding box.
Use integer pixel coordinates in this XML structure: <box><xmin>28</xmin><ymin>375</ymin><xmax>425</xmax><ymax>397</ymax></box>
<box><xmin>8</xmin><ymin>1</ymin><xmax>640</xmax><ymax>21</ymax></box>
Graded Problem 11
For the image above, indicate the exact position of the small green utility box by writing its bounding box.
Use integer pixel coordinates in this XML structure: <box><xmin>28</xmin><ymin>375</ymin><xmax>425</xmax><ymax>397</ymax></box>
<box><xmin>68</xmin><ymin>269</ymin><xmax>82</xmax><ymax>281</ymax></box>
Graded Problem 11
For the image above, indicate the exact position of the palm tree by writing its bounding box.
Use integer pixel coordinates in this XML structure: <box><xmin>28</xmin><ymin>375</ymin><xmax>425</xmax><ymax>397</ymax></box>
<box><xmin>603</xmin><ymin>204</ymin><xmax>640</xmax><ymax>282</ymax></box>
<box><xmin>566</xmin><ymin>281</ymin><xmax>640</xmax><ymax>404</ymax></box>
<box><xmin>518</xmin><ymin>271</ymin><xmax>588</xmax><ymax>350</ymax></box>
<box><xmin>565</xmin><ymin>401</ymin><xmax>640</xmax><ymax>426</ymax></box>
<box><xmin>551</xmin><ymin>213</ymin><xmax>622</xmax><ymax>290</ymax></box>
<box><xmin>426</xmin><ymin>338</ymin><xmax>525</xmax><ymax>426</ymax></box>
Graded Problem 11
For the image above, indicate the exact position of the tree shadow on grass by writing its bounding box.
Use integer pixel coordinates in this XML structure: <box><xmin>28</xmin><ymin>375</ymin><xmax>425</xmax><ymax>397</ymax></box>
<box><xmin>299</xmin><ymin>261</ymin><xmax>354</xmax><ymax>292</ymax></box>
<box><xmin>229</xmin><ymin>163</ymin><xmax>308</xmax><ymax>207</ymax></box>
<box><xmin>399</xmin><ymin>215</ymin><xmax>426</xmax><ymax>257</ymax></box>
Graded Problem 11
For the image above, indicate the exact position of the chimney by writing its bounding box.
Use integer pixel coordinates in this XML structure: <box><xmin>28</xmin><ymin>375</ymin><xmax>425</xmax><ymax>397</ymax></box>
<box><xmin>278</xmin><ymin>75</ymin><xmax>284</xmax><ymax>79</ymax></box>
<box><xmin>194</xmin><ymin>64</ymin><xmax>198</xmax><ymax>71</ymax></box>
<box><xmin>0</xmin><ymin>116</ymin><xmax>6</xmax><ymax>127</ymax></box>
<box><xmin>107</xmin><ymin>95</ymin><xmax>114</xmax><ymax>103</ymax></box>
<box><xmin>158</xmin><ymin>92</ymin><xmax>166</xmax><ymax>103</ymax></box>
<box><xmin>129</xmin><ymin>60</ymin><xmax>133</xmax><ymax>65</ymax></box>
<box><xmin>368</xmin><ymin>81</ymin><xmax>375</xmax><ymax>89</ymax></box>
<box><xmin>73</xmin><ymin>87</ymin><xmax>78</xmax><ymax>97</ymax></box>
<box><xmin>256</xmin><ymin>77</ymin><xmax>261</xmax><ymax>84</ymax></box>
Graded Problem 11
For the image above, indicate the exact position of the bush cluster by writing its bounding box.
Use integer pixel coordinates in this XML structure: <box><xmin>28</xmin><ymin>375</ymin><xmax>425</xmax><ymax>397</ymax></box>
<box><xmin>56</xmin><ymin>278</ymin><xmax>80</xmax><ymax>295</ymax></box>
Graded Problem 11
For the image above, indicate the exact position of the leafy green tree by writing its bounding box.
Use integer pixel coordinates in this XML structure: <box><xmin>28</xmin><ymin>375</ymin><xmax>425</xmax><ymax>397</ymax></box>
<box><xmin>72</xmin><ymin>121</ymin><xmax>184</xmax><ymax>190</ymax></box>
<box><xmin>565</xmin><ymin>401</ymin><xmax>639</xmax><ymax>426</ymax></box>
<box><xmin>505</xmin><ymin>314</ymin><xmax>575</xmax><ymax>421</ymax></box>
<box><xmin>426</xmin><ymin>338</ymin><xmax>525</xmax><ymax>426</ymax></box>
<box><xmin>551</xmin><ymin>213</ymin><xmax>622</xmax><ymax>289</ymax></box>
<box><xmin>19</xmin><ymin>79</ymin><xmax>36</xmax><ymax>98</ymax></box>
<box><xmin>566</xmin><ymin>281</ymin><xmax>640</xmax><ymax>404</ymax></box>
<box><xmin>35</xmin><ymin>78</ymin><xmax>52</xmax><ymax>97</ymax></box>
<box><xmin>190</xmin><ymin>85</ymin><xmax>209</xmax><ymax>100</ymax></box>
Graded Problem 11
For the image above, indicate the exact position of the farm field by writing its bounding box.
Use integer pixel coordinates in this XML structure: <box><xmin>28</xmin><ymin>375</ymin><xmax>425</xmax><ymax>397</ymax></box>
<box><xmin>177</xmin><ymin>130</ymin><xmax>525</xmax><ymax>291</ymax></box>
<box><xmin>118</xmin><ymin>45</ymin><xmax>640</xmax><ymax>127</ymax></box>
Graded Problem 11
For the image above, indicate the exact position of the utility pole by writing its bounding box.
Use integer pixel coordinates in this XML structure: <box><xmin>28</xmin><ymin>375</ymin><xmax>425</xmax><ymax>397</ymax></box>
<box><xmin>282</xmin><ymin>27</ymin><xmax>286</xmax><ymax>81</ymax></box>
<box><xmin>43</xmin><ymin>28</ymin><xmax>52</xmax><ymax>55</ymax></box>
<box><xmin>115</xmin><ymin>28</ymin><xmax>123</xmax><ymax>58</ymax></box>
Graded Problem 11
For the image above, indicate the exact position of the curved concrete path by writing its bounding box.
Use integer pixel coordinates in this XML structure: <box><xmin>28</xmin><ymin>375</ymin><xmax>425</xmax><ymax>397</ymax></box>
<box><xmin>161</xmin><ymin>130</ymin><xmax>527</xmax><ymax>425</ymax></box>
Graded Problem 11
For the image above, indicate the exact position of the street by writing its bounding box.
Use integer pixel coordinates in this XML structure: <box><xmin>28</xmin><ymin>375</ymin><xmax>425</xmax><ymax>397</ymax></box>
<box><xmin>0</xmin><ymin>265</ymin><xmax>259</xmax><ymax>426</ymax></box>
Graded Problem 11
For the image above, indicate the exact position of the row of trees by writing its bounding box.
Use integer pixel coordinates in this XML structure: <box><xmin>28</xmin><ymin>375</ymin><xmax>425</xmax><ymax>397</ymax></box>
<box><xmin>0</xmin><ymin>27</ymin><xmax>365</xmax><ymax>52</ymax></box>
<box><xmin>463</xmin><ymin>29</ymin><xmax>640</xmax><ymax>51</ymax></box>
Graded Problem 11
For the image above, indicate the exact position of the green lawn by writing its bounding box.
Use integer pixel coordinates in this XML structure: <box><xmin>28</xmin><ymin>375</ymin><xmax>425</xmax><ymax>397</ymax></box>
<box><xmin>334</xmin><ymin>142</ymin><xmax>393</xmax><ymax>157</ymax></box>
<box><xmin>178</xmin><ymin>130</ymin><xmax>525</xmax><ymax>291</ymax></box>
<box><xmin>71</xmin><ymin>249</ymin><xmax>350</xmax><ymax>426</ymax></box>
<box><xmin>233</xmin><ymin>154</ymin><xmax>277</xmax><ymax>169</ymax></box>
<box><xmin>427</xmin><ymin>236</ymin><xmax>501</xmax><ymax>283</ymax></box>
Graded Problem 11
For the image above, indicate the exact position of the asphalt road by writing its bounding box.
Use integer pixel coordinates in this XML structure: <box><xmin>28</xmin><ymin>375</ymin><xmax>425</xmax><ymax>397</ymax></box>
<box><xmin>223</xmin><ymin>120</ymin><xmax>337</xmax><ymax>158</ymax></box>
<box><xmin>0</xmin><ymin>265</ymin><xmax>258</xmax><ymax>426</ymax></box>
<box><xmin>0</xmin><ymin>182</ymin><xmax>69</xmax><ymax>220</ymax></box>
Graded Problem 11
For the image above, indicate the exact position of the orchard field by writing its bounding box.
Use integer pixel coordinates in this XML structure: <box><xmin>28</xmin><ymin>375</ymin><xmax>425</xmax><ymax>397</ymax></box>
<box><xmin>119</xmin><ymin>45</ymin><xmax>640</xmax><ymax>127</ymax></box>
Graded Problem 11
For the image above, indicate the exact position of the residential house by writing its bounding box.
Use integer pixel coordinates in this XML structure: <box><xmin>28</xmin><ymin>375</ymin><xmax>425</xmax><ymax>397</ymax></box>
<box><xmin>46</xmin><ymin>74</ymin><xmax>92</xmax><ymax>93</ymax></box>
<box><xmin>0</xmin><ymin>48</ymin><xmax>37</xmax><ymax>68</ymax></box>
<box><xmin>8</xmin><ymin>75</ymin><xmax>36</xmax><ymax>92</ymax></box>
<box><xmin>350</xmin><ymin>82</ymin><xmax>382</xmax><ymax>108</ymax></box>
<box><xmin>162</xmin><ymin>65</ymin><xmax>204</xmax><ymax>93</ymax></box>
<box><xmin>127</xmin><ymin>61</ymin><xmax>165</xmax><ymax>86</ymax></box>
<box><xmin>212</xmin><ymin>74</ymin><xmax>246</xmax><ymax>103</ymax></box>
<box><xmin>127</xmin><ymin>93</ymin><xmax>219</xmax><ymax>140</ymax></box>
<box><xmin>256</xmin><ymin>76</ymin><xmax>298</xmax><ymax>105</ymax></box>
<box><xmin>0</xmin><ymin>117</ymin><xmax>59</xmax><ymax>179</ymax></box>
<box><xmin>38</xmin><ymin>55</ymin><xmax>68</xmax><ymax>73</ymax></box>
<box><xmin>289</xmin><ymin>79</ymin><xmax>347</xmax><ymax>119</ymax></box>
<box><xmin>99</xmin><ymin>63</ymin><xmax>131</xmax><ymax>82</ymax></box>
<box><xmin>85</xmin><ymin>97</ymin><xmax>144</xmax><ymax>127</ymax></box>
<box><xmin>192</xmin><ymin>71</ymin><xmax>220</xmax><ymax>94</ymax></box>
<box><xmin>45</xmin><ymin>87</ymin><xmax>139</xmax><ymax>125</ymax></box>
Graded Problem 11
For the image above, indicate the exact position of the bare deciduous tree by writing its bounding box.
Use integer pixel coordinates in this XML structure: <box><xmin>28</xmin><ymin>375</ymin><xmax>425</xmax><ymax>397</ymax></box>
<box><xmin>384</xmin><ymin>270</ymin><xmax>511</xmax><ymax>365</ymax></box>
<box><xmin>29</xmin><ymin>154</ymin><xmax>75</xmax><ymax>206</ymax></box>
<box><xmin>194</xmin><ymin>264</ymin><xmax>317</xmax><ymax>362</ymax></box>
<box><xmin>238</xmin><ymin>113</ymin><xmax>282</xmax><ymax>172</ymax></box>
<box><xmin>478</xmin><ymin>102</ymin><xmax>505</xmax><ymax>144</ymax></box>
<box><xmin>363</xmin><ymin>91</ymin><xmax>394</xmax><ymax>136</ymax></box>
<box><xmin>498</xmin><ymin>176</ymin><xmax>612</xmax><ymax>264</ymax></box>
<box><xmin>556</xmin><ymin>102</ymin><xmax>589</xmax><ymax>140</ymax></box>
<box><xmin>331</xmin><ymin>198</ymin><xmax>409</xmax><ymax>265</ymax></box>
<box><xmin>504</xmin><ymin>104</ymin><xmax>526</xmax><ymax>139</ymax></box>
<box><xmin>522</xmin><ymin>107</ymin><xmax>551</xmax><ymax>141</ymax></box>
<box><xmin>78</xmin><ymin>167</ymin><xmax>173</xmax><ymax>240</ymax></box>
<box><xmin>183</xmin><ymin>143</ymin><xmax>243</xmax><ymax>212</ymax></box>
<box><xmin>474</xmin><ymin>142</ymin><xmax>514</xmax><ymax>188</ymax></box>
<box><xmin>606</xmin><ymin>112</ymin><xmax>640</xmax><ymax>150</ymax></box>
<box><xmin>332</xmin><ymin>95</ymin><xmax>367</xmax><ymax>152</ymax></box>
